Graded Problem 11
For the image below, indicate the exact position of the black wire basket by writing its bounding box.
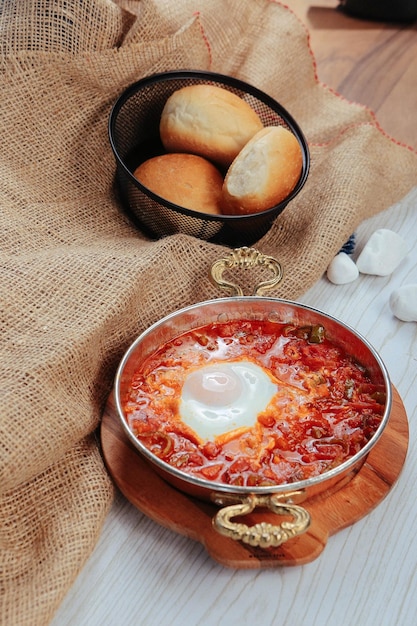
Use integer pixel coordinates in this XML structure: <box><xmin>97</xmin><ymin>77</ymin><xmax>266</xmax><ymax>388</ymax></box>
<box><xmin>109</xmin><ymin>70</ymin><xmax>310</xmax><ymax>247</ymax></box>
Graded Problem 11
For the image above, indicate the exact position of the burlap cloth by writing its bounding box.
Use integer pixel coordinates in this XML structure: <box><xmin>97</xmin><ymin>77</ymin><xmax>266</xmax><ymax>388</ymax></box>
<box><xmin>1</xmin><ymin>1</ymin><xmax>416</xmax><ymax>623</ymax></box>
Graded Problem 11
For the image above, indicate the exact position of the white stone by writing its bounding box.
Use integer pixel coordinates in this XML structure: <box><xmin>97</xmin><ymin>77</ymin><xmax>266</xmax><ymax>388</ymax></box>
<box><xmin>389</xmin><ymin>284</ymin><xmax>417</xmax><ymax>322</ymax></box>
<box><xmin>356</xmin><ymin>229</ymin><xmax>409</xmax><ymax>276</ymax></box>
<box><xmin>326</xmin><ymin>252</ymin><xmax>359</xmax><ymax>284</ymax></box>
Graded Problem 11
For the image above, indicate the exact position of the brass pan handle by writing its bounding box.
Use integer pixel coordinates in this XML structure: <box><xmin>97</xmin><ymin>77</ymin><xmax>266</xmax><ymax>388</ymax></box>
<box><xmin>213</xmin><ymin>493</ymin><xmax>311</xmax><ymax>548</ymax></box>
<box><xmin>210</xmin><ymin>247</ymin><xmax>283</xmax><ymax>296</ymax></box>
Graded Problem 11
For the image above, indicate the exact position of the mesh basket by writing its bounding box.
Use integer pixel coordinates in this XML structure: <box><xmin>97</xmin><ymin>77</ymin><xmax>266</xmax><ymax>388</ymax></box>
<box><xmin>109</xmin><ymin>70</ymin><xmax>310</xmax><ymax>247</ymax></box>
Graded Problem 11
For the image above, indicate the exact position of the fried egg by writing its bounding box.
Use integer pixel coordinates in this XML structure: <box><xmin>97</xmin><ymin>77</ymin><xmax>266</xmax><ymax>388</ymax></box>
<box><xmin>179</xmin><ymin>360</ymin><xmax>277</xmax><ymax>441</ymax></box>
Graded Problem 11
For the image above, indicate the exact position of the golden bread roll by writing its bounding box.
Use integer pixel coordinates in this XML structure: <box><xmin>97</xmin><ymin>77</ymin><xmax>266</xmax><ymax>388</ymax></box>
<box><xmin>159</xmin><ymin>84</ymin><xmax>263</xmax><ymax>168</ymax></box>
<box><xmin>133</xmin><ymin>153</ymin><xmax>224</xmax><ymax>215</ymax></box>
<box><xmin>222</xmin><ymin>126</ymin><xmax>303</xmax><ymax>215</ymax></box>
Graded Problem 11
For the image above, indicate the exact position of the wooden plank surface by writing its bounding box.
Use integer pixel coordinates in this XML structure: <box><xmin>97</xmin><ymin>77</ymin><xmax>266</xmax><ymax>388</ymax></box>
<box><xmin>290</xmin><ymin>0</ymin><xmax>417</xmax><ymax>149</ymax></box>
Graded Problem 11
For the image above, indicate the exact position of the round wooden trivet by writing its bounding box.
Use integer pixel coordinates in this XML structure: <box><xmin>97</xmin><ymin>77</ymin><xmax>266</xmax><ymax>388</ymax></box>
<box><xmin>100</xmin><ymin>387</ymin><xmax>408</xmax><ymax>568</ymax></box>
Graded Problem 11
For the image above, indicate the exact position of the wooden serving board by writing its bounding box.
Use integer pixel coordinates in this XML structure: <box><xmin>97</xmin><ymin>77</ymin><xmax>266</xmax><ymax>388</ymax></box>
<box><xmin>100</xmin><ymin>387</ymin><xmax>408</xmax><ymax>568</ymax></box>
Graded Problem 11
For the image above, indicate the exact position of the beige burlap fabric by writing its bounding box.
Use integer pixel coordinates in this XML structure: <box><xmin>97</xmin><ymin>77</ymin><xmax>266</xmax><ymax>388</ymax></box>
<box><xmin>1</xmin><ymin>1</ymin><xmax>416</xmax><ymax>624</ymax></box>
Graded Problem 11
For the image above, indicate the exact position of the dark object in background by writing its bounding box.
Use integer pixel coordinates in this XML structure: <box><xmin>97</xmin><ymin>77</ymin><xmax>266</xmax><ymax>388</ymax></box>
<box><xmin>339</xmin><ymin>0</ymin><xmax>417</xmax><ymax>22</ymax></box>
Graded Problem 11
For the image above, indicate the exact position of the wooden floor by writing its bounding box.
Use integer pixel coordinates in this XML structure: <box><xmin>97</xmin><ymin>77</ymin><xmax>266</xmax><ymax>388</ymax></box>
<box><xmin>289</xmin><ymin>0</ymin><xmax>417</xmax><ymax>150</ymax></box>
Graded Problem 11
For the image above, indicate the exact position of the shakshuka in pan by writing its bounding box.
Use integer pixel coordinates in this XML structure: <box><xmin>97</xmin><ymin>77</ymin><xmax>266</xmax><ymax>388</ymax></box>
<box><xmin>121</xmin><ymin>318</ymin><xmax>385</xmax><ymax>487</ymax></box>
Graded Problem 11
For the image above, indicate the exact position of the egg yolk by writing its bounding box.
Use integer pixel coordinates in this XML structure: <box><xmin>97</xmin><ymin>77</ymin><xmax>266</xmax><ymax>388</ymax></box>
<box><xmin>179</xmin><ymin>361</ymin><xmax>277</xmax><ymax>441</ymax></box>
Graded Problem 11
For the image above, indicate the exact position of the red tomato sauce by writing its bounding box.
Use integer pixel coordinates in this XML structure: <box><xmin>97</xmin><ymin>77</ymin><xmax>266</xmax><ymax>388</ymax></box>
<box><xmin>122</xmin><ymin>320</ymin><xmax>385</xmax><ymax>486</ymax></box>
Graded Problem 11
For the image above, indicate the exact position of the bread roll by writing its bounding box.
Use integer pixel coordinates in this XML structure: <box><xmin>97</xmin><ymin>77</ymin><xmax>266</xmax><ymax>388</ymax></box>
<box><xmin>159</xmin><ymin>84</ymin><xmax>263</xmax><ymax>168</ymax></box>
<box><xmin>133</xmin><ymin>153</ymin><xmax>224</xmax><ymax>215</ymax></box>
<box><xmin>222</xmin><ymin>126</ymin><xmax>303</xmax><ymax>215</ymax></box>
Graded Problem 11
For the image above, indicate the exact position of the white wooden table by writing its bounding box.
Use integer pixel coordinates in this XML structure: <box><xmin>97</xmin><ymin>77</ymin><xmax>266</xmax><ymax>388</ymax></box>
<box><xmin>51</xmin><ymin>187</ymin><xmax>417</xmax><ymax>626</ymax></box>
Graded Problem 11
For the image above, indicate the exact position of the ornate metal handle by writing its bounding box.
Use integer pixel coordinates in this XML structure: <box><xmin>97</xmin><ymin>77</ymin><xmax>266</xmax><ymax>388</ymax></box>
<box><xmin>210</xmin><ymin>247</ymin><xmax>283</xmax><ymax>296</ymax></box>
<box><xmin>213</xmin><ymin>493</ymin><xmax>311</xmax><ymax>548</ymax></box>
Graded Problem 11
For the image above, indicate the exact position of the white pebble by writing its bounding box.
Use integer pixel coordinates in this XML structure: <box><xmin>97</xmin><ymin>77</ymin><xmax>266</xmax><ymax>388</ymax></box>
<box><xmin>389</xmin><ymin>285</ymin><xmax>417</xmax><ymax>322</ymax></box>
<box><xmin>327</xmin><ymin>252</ymin><xmax>359</xmax><ymax>284</ymax></box>
<box><xmin>356</xmin><ymin>229</ymin><xmax>408</xmax><ymax>276</ymax></box>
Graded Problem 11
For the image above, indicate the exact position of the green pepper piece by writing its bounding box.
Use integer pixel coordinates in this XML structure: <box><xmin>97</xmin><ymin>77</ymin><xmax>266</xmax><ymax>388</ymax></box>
<box><xmin>309</xmin><ymin>324</ymin><xmax>326</xmax><ymax>343</ymax></box>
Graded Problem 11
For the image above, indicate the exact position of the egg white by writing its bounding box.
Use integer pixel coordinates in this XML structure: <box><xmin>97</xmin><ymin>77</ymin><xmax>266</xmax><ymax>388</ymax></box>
<box><xmin>179</xmin><ymin>360</ymin><xmax>277</xmax><ymax>441</ymax></box>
